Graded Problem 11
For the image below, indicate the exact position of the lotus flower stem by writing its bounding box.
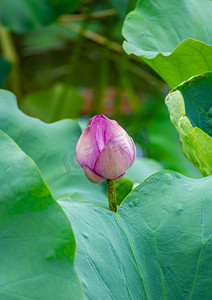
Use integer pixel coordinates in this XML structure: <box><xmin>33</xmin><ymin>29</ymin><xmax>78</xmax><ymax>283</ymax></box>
<box><xmin>107</xmin><ymin>179</ymin><xmax>117</xmax><ymax>212</ymax></box>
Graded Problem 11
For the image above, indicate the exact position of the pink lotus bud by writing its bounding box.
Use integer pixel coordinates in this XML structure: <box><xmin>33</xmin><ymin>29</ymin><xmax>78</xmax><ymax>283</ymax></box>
<box><xmin>75</xmin><ymin>114</ymin><xmax>136</xmax><ymax>183</ymax></box>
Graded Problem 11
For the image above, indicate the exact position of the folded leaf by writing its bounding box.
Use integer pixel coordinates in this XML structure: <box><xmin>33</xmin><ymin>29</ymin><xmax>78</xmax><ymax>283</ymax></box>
<box><xmin>165</xmin><ymin>72</ymin><xmax>212</xmax><ymax>176</ymax></box>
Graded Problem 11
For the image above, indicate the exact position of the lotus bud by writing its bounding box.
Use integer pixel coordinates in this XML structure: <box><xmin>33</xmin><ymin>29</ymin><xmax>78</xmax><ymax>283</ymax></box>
<box><xmin>75</xmin><ymin>114</ymin><xmax>136</xmax><ymax>183</ymax></box>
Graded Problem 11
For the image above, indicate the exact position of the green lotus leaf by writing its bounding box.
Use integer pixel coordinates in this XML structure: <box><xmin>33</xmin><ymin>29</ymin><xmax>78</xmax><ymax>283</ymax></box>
<box><xmin>60</xmin><ymin>171</ymin><xmax>212</xmax><ymax>299</ymax></box>
<box><xmin>122</xmin><ymin>0</ymin><xmax>212</xmax><ymax>88</ymax></box>
<box><xmin>165</xmin><ymin>72</ymin><xmax>212</xmax><ymax>176</ymax></box>
<box><xmin>0</xmin><ymin>130</ymin><xmax>84</xmax><ymax>299</ymax></box>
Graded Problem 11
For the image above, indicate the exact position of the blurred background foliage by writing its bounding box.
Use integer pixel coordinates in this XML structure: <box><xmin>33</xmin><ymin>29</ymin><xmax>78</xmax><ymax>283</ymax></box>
<box><xmin>0</xmin><ymin>0</ymin><xmax>201</xmax><ymax>178</ymax></box>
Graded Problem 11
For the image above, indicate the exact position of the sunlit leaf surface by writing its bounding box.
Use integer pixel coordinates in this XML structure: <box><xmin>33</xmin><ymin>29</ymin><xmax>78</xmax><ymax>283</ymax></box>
<box><xmin>123</xmin><ymin>0</ymin><xmax>212</xmax><ymax>87</ymax></box>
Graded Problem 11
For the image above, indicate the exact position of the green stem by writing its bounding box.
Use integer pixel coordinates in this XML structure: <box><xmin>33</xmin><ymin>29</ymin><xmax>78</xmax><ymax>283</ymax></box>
<box><xmin>107</xmin><ymin>179</ymin><xmax>117</xmax><ymax>212</ymax></box>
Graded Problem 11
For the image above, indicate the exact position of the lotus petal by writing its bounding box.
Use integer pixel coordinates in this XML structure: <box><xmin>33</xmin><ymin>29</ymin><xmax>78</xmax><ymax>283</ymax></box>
<box><xmin>83</xmin><ymin>167</ymin><xmax>106</xmax><ymax>183</ymax></box>
<box><xmin>94</xmin><ymin>141</ymin><xmax>131</xmax><ymax>179</ymax></box>
<box><xmin>75</xmin><ymin>126</ymin><xmax>99</xmax><ymax>169</ymax></box>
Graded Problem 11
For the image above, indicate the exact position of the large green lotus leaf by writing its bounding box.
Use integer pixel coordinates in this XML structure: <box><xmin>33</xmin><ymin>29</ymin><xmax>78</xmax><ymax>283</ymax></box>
<box><xmin>59</xmin><ymin>171</ymin><xmax>212</xmax><ymax>299</ymax></box>
<box><xmin>0</xmin><ymin>89</ymin><xmax>108</xmax><ymax>207</ymax></box>
<box><xmin>122</xmin><ymin>0</ymin><xmax>212</xmax><ymax>88</ymax></box>
<box><xmin>165</xmin><ymin>73</ymin><xmax>212</xmax><ymax>176</ymax></box>
<box><xmin>0</xmin><ymin>130</ymin><xmax>84</xmax><ymax>299</ymax></box>
<box><xmin>0</xmin><ymin>0</ymin><xmax>79</xmax><ymax>33</ymax></box>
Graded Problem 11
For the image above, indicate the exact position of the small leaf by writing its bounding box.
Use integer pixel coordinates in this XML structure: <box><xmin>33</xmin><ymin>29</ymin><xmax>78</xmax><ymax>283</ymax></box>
<box><xmin>114</xmin><ymin>178</ymin><xmax>134</xmax><ymax>206</ymax></box>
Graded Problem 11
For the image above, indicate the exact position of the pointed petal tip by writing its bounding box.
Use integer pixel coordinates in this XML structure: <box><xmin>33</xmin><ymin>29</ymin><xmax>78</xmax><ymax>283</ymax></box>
<box><xmin>88</xmin><ymin>114</ymin><xmax>109</xmax><ymax>125</ymax></box>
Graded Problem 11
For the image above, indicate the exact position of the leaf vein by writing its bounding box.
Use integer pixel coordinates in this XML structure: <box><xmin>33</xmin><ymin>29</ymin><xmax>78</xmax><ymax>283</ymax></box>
<box><xmin>116</xmin><ymin>214</ymin><xmax>150</xmax><ymax>300</ymax></box>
